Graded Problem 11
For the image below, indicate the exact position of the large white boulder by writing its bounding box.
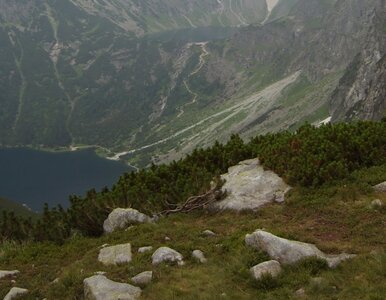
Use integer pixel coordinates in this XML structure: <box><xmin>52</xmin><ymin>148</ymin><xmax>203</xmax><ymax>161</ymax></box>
<box><xmin>84</xmin><ymin>275</ymin><xmax>141</xmax><ymax>300</ymax></box>
<box><xmin>98</xmin><ymin>243</ymin><xmax>132</xmax><ymax>265</ymax></box>
<box><xmin>131</xmin><ymin>271</ymin><xmax>152</xmax><ymax>286</ymax></box>
<box><xmin>152</xmin><ymin>247</ymin><xmax>184</xmax><ymax>266</ymax></box>
<box><xmin>250</xmin><ymin>260</ymin><xmax>282</xmax><ymax>281</ymax></box>
<box><xmin>103</xmin><ymin>208</ymin><xmax>152</xmax><ymax>233</ymax></box>
<box><xmin>373</xmin><ymin>181</ymin><xmax>386</xmax><ymax>192</ymax></box>
<box><xmin>211</xmin><ymin>159</ymin><xmax>291</xmax><ymax>211</ymax></box>
<box><xmin>4</xmin><ymin>287</ymin><xmax>28</xmax><ymax>300</ymax></box>
<box><xmin>0</xmin><ymin>270</ymin><xmax>19</xmax><ymax>280</ymax></box>
<box><xmin>245</xmin><ymin>230</ymin><xmax>355</xmax><ymax>268</ymax></box>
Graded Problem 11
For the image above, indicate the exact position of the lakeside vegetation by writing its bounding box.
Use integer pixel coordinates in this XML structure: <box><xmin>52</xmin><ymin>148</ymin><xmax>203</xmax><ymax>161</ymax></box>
<box><xmin>1</xmin><ymin>120</ymin><xmax>385</xmax><ymax>243</ymax></box>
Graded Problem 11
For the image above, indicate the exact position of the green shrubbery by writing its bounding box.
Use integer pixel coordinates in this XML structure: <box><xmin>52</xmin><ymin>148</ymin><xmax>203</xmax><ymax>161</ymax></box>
<box><xmin>1</xmin><ymin>120</ymin><xmax>385</xmax><ymax>242</ymax></box>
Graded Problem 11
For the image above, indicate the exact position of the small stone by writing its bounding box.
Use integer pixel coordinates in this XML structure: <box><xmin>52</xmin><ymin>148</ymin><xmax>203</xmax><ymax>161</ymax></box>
<box><xmin>371</xmin><ymin>199</ymin><xmax>384</xmax><ymax>208</ymax></box>
<box><xmin>152</xmin><ymin>247</ymin><xmax>184</xmax><ymax>266</ymax></box>
<box><xmin>192</xmin><ymin>250</ymin><xmax>207</xmax><ymax>263</ymax></box>
<box><xmin>295</xmin><ymin>288</ymin><xmax>306</xmax><ymax>298</ymax></box>
<box><xmin>138</xmin><ymin>246</ymin><xmax>153</xmax><ymax>254</ymax></box>
<box><xmin>51</xmin><ymin>278</ymin><xmax>60</xmax><ymax>284</ymax></box>
<box><xmin>84</xmin><ymin>275</ymin><xmax>141</xmax><ymax>300</ymax></box>
<box><xmin>98</xmin><ymin>243</ymin><xmax>132</xmax><ymax>266</ymax></box>
<box><xmin>310</xmin><ymin>277</ymin><xmax>324</xmax><ymax>286</ymax></box>
<box><xmin>100</xmin><ymin>244</ymin><xmax>109</xmax><ymax>248</ymax></box>
<box><xmin>202</xmin><ymin>230</ymin><xmax>216</xmax><ymax>237</ymax></box>
<box><xmin>164</xmin><ymin>236</ymin><xmax>171</xmax><ymax>241</ymax></box>
<box><xmin>4</xmin><ymin>287</ymin><xmax>28</xmax><ymax>300</ymax></box>
<box><xmin>131</xmin><ymin>271</ymin><xmax>152</xmax><ymax>286</ymax></box>
<box><xmin>250</xmin><ymin>260</ymin><xmax>282</xmax><ymax>281</ymax></box>
<box><xmin>0</xmin><ymin>270</ymin><xmax>19</xmax><ymax>280</ymax></box>
<box><xmin>220</xmin><ymin>292</ymin><xmax>227</xmax><ymax>297</ymax></box>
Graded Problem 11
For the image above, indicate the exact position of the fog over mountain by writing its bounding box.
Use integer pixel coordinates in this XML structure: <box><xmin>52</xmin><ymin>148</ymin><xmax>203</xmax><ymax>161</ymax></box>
<box><xmin>0</xmin><ymin>0</ymin><xmax>384</xmax><ymax>166</ymax></box>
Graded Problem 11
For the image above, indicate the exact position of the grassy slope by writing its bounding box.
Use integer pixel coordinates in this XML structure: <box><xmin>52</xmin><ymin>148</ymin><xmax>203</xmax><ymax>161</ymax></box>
<box><xmin>0</xmin><ymin>166</ymin><xmax>385</xmax><ymax>299</ymax></box>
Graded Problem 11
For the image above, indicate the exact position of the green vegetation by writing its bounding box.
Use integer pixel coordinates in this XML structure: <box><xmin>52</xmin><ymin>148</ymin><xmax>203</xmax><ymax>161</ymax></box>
<box><xmin>1</xmin><ymin>120</ymin><xmax>385</xmax><ymax>243</ymax></box>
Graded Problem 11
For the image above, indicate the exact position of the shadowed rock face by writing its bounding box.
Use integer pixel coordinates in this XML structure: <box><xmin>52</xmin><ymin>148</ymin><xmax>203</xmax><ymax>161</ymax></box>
<box><xmin>84</xmin><ymin>275</ymin><xmax>141</xmax><ymax>300</ymax></box>
<box><xmin>245</xmin><ymin>230</ymin><xmax>356</xmax><ymax>268</ymax></box>
<box><xmin>212</xmin><ymin>158</ymin><xmax>291</xmax><ymax>211</ymax></box>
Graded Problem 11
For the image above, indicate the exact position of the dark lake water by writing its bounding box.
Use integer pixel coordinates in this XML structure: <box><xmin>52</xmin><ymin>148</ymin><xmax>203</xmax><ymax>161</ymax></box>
<box><xmin>0</xmin><ymin>148</ymin><xmax>131</xmax><ymax>212</ymax></box>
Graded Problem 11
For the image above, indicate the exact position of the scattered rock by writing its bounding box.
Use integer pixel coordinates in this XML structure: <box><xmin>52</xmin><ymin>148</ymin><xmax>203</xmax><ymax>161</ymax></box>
<box><xmin>100</xmin><ymin>244</ymin><xmax>109</xmax><ymax>248</ymax></box>
<box><xmin>192</xmin><ymin>250</ymin><xmax>207</xmax><ymax>263</ymax></box>
<box><xmin>373</xmin><ymin>181</ymin><xmax>386</xmax><ymax>192</ymax></box>
<box><xmin>164</xmin><ymin>236</ymin><xmax>171</xmax><ymax>241</ymax></box>
<box><xmin>131</xmin><ymin>271</ymin><xmax>152</xmax><ymax>286</ymax></box>
<box><xmin>250</xmin><ymin>260</ymin><xmax>282</xmax><ymax>281</ymax></box>
<box><xmin>4</xmin><ymin>287</ymin><xmax>28</xmax><ymax>300</ymax></box>
<box><xmin>245</xmin><ymin>230</ymin><xmax>356</xmax><ymax>268</ymax></box>
<box><xmin>371</xmin><ymin>199</ymin><xmax>384</xmax><ymax>208</ymax></box>
<box><xmin>0</xmin><ymin>270</ymin><xmax>19</xmax><ymax>280</ymax></box>
<box><xmin>84</xmin><ymin>275</ymin><xmax>141</xmax><ymax>300</ymax></box>
<box><xmin>294</xmin><ymin>288</ymin><xmax>306</xmax><ymax>298</ymax></box>
<box><xmin>202</xmin><ymin>230</ymin><xmax>216</xmax><ymax>237</ymax></box>
<box><xmin>310</xmin><ymin>277</ymin><xmax>325</xmax><ymax>286</ymax></box>
<box><xmin>152</xmin><ymin>247</ymin><xmax>184</xmax><ymax>266</ymax></box>
<box><xmin>98</xmin><ymin>243</ymin><xmax>132</xmax><ymax>266</ymax></box>
<box><xmin>103</xmin><ymin>208</ymin><xmax>152</xmax><ymax>233</ymax></box>
<box><xmin>51</xmin><ymin>278</ymin><xmax>60</xmax><ymax>284</ymax></box>
<box><xmin>138</xmin><ymin>246</ymin><xmax>153</xmax><ymax>254</ymax></box>
<box><xmin>211</xmin><ymin>158</ymin><xmax>291</xmax><ymax>211</ymax></box>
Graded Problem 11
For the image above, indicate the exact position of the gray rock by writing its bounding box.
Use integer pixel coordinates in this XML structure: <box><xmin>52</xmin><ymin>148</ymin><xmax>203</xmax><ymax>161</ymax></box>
<box><xmin>103</xmin><ymin>208</ymin><xmax>152</xmax><ymax>233</ymax></box>
<box><xmin>0</xmin><ymin>270</ymin><xmax>19</xmax><ymax>280</ymax></box>
<box><xmin>373</xmin><ymin>181</ymin><xmax>386</xmax><ymax>192</ymax></box>
<box><xmin>98</xmin><ymin>243</ymin><xmax>132</xmax><ymax>265</ymax></box>
<box><xmin>211</xmin><ymin>159</ymin><xmax>291</xmax><ymax>211</ymax></box>
<box><xmin>250</xmin><ymin>260</ymin><xmax>282</xmax><ymax>281</ymax></box>
<box><xmin>192</xmin><ymin>250</ymin><xmax>207</xmax><ymax>263</ymax></box>
<box><xmin>202</xmin><ymin>230</ymin><xmax>216</xmax><ymax>237</ymax></box>
<box><xmin>152</xmin><ymin>247</ymin><xmax>184</xmax><ymax>266</ymax></box>
<box><xmin>294</xmin><ymin>288</ymin><xmax>306</xmax><ymax>298</ymax></box>
<box><xmin>245</xmin><ymin>230</ymin><xmax>356</xmax><ymax>268</ymax></box>
<box><xmin>84</xmin><ymin>275</ymin><xmax>141</xmax><ymax>300</ymax></box>
<box><xmin>4</xmin><ymin>287</ymin><xmax>28</xmax><ymax>300</ymax></box>
<box><xmin>131</xmin><ymin>271</ymin><xmax>152</xmax><ymax>286</ymax></box>
<box><xmin>138</xmin><ymin>246</ymin><xmax>153</xmax><ymax>254</ymax></box>
<box><xmin>371</xmin><ymin>199</ymin><xmax>384</xmax><ymax>208</ymax></box>
<box><xmin>164</xmin><ymin>236</ymin><xmax>171</xmax><ymax>241</ymax></box>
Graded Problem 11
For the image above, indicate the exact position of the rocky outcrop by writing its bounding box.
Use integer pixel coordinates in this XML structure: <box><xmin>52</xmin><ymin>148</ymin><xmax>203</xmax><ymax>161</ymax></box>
<box><xmin>3</xmin><ymin>287</ymin><xmax>28</xmax><ymax>300</ymax></box>
<box><xmin>212</xmin><ymin>159</ymin><xmax>291</xmax><ymax>211</ymax></box>
<box><xmin>192</xmin><ymin>250</ymin><xmax>207</xmax><ymax>263</ymax></box>
<box><xmin>103</xmin><ymin>208</ymin><xmax>152</xmax><ymax>233</ymax></box>
<box><xmin>373</xmin><ymin>182</ymin><xmax>386</xmax><ymax>193</ymax></box>
<box><xmin>84</xmin><ymin>275</ymin><xmax>141</xmax><ymax>300</ymax></box>
<box><xmin>98</xmin><ymin>243</ymin><xmax>132</xmax><ymax>265</ymax></box>
<box><xmin>250</xmin><ymin>260</ymin><xmax>282</xmax><ymax>281</ymax></box>
<box><xmin>0</xmin><ymin>270</ymin><xmax>19</xmax><ymax>280</ymax></box>
<box><xmin>131</xmin><ymin>271</ymin><xmax>152</xmax><ymax>286</ymax></box>
<box><xmin>152</xmin><ymin>247</ymin><xmax>184</xmax><ymax>266</ymax></box>
<box><xmin>245</xmin><ymin>230</ymin><xmax>356</xmax><ymax>268</ymax></box>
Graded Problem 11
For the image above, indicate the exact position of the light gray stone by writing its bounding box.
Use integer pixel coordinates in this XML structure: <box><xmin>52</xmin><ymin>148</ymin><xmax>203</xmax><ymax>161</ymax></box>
<box><xmin>211</xmin><ymin>159</ymin><xmax>291</xmax><ymax>211</ymax></box>
<box><xmin>138</xmin><ymin>246</ymin><xmax>153</xmax><ymax>254</ymax></box>
<box><xmin>373</xmin><ymin>181</ymin><xmax>386</xmax><ymax>192</ymax></box>
<box><xmin>131</xmin><ymin>271</ymin><xmax>152</xmax><ymax>286</ymax></box>
<box><xmin>371</xmin><ymin>199</ymin><xmax>384</xmax><ymax>208</ymax></box>
<box><xmin>98</xmin><ymin>243</ymin><xmax>132</xmax><ymax>266</ymax></box>
<box><xmin>192</xmin><ymin>250</ymin><xmax>207</xmax><ymax>263</ymax></box>
<box><xmin>250</xmin><ymin>260</ymin><xmax>282</xmax><ymax>281</ymax></box>
<box><xmin>295</xmin><ymin>288</ymin><xmax>306</xmax><ymax>298</ymax></box>
<box><xmin>84</xmin><ymin>275</ymin><xmax>141</xmax><ymax>300</ymax></box>
<box><xmin>103</xmin><ymin>208</ymin><xmax>152</xmax><ymax>233</ymax></box>
<box><xmin>202</xmin><ymin>230</ymin><xmax>216</xmax><ymax>237</ymax></box>
<box><xmin>4</xmin><ymin>287</ymin><xmax>28</xmax><ymax>300</ymax></box>
<box><xmin>245</xmin><ymin>230</ymin><xmax>356</xmax><ymax>268</ymax></box>
<box><xmin>0</xmin><ymin>270</ymin><xmax>19</xmax><ymax>280</ymax></box>
<box><xmin>152</xmin><ymin>247</ymin><xmax>184</xmax><ymax>266</ymax></box>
